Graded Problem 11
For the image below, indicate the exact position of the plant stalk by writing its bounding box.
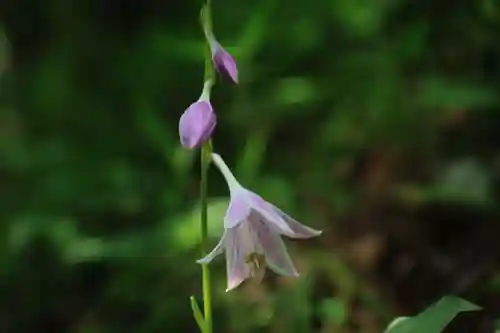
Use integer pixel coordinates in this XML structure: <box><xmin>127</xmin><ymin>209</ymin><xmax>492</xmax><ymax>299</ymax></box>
<box><xmin>200</xmin><ymin>1</ymin><xmax>214</xmax><ymax>332</ymax></box>
<box><xmin>200</xmin><ymin>141</ymin><xmax>212</xmax><ymax>333</ymax></box>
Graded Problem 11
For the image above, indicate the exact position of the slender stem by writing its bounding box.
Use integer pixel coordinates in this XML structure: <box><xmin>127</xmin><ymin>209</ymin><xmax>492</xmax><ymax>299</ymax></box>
<box><xmin>200</xmin><ymin>142</ymin><xmax>212</xmax><ymax>333</ymax></box>
<box><xmin>200</xmin><ymin>1</ymin><xmax>214</xmax><ymax>332</ymax></box>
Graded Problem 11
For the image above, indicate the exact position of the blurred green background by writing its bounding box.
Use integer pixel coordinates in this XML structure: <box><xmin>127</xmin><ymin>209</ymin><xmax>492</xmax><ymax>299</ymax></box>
<box><xmin>1</xmin><ymin>0</ymin><xmax>500</xmax><ymax>332</ymax></box>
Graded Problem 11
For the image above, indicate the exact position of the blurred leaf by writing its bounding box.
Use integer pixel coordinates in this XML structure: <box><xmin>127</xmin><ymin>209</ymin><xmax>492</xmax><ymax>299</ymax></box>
<box><xmin>235</xmin><ymin>0</ymin><xmax>280</xmax><ymax>59</ymax></box>
<box><xmin>32</xmin><ymin>53</ymin><xmax>72</xmax><ymax>115</ymax></box>
<box><xmin>8</xmin><ymin>216</ymin><xmax>80</xmax><ymax>255</ymax></box>
<box><xmin>393</xmin><ymin>21</ymin><xmax>430</xmax><ymax>62</ymax></box>
<box><xmin>65</xmin><ymin>237</ymin><xmax>106</xmax><ymax>263</ymax></box>
<box><xmin>8</xmin><ymin>216</ymin><xmax>38</xmax><ymax>254</ymax></box>
<box><xmin>170</xmin><ymin>198</ymin><xmax>228</xmax><ymax>251</ymax></box>
<box><xmin>134</xmin><ymin>100</ymin><xmax>173</xmax><ymax>153</ymax></box>
<box><xmin>236</xmin><ymin>129</ymin><xmax>269</xmax><ymax>184</ymax></box>
<box><xmin>331</xmin><ymin>0</ymin><xmax>388</xmax><ymax>37</ymax></box>
<box><xmin>254</xmin><ymin>176</ymin><xmax>295</xmax><ymax>210</ymax></box>
<box><xmin>481</xmin><ymin>0</ymin><xmax>500</xmax><ymax>21</ymax></box>
<box><xmin>425</xmin><ymin>159</ymin><xmax>493</xmax><ymax>207</ymax></box>
<box><xmin>319</xmin><ymin>297</ymin><xmax>348</xmax><ymax>326</ymax></box>
<box><xmin>274</xmin><ymin>275</ymin><xmax>314</xmax><ymax>333</ymax></box>
<box><xmin>271</xmin><ymin>77</ymin><xmax>317</xmax><ymax>108</ymax></box>
<box><xmin>495</xmin><ymin>318</ymin><xmax>500</xmax><ymax>333</ymax></box>
<box><xmin>0</xmin><ymin>26</ymin><xmax>10</xmax><ymax>84</ymax></box>
<box><xmin>170</xmin><ymin>146</ymin><xmax>196</xmax><ymax>175</ymax></box>
<box><xmin>384</xmin><ymin>296</ymin><xmax>481</xmax><ymax>333</ymax></box>
<box><xmin>418</xmin><ymin>77</ymin><xmax>497</xmax><ymax>109</ymax></box>
<box><xmin>289</xmin><ymin>18</ymin><xmax>322</xmax><ymax>51</ymax></box>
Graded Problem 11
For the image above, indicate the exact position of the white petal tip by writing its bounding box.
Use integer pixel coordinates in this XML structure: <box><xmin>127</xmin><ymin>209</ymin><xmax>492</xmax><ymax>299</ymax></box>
<box><xmin>225</xmin><ymin>279</ymin><xmax>245</xmax><ymax>292</ymax></box>
<box><xmin>303</xmin><ymin>229</ymin><xmax>323</xmax><ymax>238</ymax></box>
<box><xmin>287</xmin><ymin>229</ymin><xmax>323</xmax><ymax>239</ymax></box>
<box><xmin>225</xmin><ymin>285</ymin><xmax>238</xmax><ymax>292</ymax></box>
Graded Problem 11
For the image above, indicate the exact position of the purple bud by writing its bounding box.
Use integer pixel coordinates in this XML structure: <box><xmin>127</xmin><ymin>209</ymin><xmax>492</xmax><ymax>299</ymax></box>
<box><xmin>210</xmin><ymin>40</ymin><xmax>239</xmax><ymax>84</ymax></box>
<box><xmin>178</xmin><ymin>98</ymin><xmax>216</xmax><ymax>149</ymax></box>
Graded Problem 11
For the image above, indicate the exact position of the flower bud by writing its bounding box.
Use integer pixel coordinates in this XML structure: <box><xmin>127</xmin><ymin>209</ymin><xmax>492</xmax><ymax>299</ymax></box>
<box><xmin>209</xmin><ymin>39</ymin><xmax>239</xmax><ymax>84</ymax></box>
<box><xmin>178</xmin><ymin>80</ymin><xmax>216</xmax><ymax>149</ymax></box>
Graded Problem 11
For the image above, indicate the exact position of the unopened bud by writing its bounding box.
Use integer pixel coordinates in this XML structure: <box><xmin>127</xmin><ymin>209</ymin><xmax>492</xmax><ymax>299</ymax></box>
<box><xmin>209</xmin><ymin>38</ymin><xmax>239</xmax><ymax>84</ymax></box>
<box><xmin>178</xmin><ymin>80</ymin><xmax>216</xmax><ymax>149</ymax></box>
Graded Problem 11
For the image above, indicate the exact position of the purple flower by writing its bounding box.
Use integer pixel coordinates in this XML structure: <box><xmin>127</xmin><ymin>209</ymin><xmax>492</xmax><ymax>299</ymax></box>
<box><xmin>197</xmin><ymin>153</ymin><xmax>322</xmax><ymax>291</ymax></box>
<box><xmin>178</xmin><ymin>80</ymin><xmax>216</xmax><ymax>149</ymax></box>
<box><xmin>208</xmin><ymin>38</ymin><xmax>239</xmax><ymax>84</ymax></box>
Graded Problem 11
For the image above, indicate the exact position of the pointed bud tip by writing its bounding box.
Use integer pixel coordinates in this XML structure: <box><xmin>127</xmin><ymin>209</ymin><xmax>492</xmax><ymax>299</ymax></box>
<box><xmin>231</xmin><ymin>73</ymin><xmax>239</xmax><ymax>84</ymax></box>
<box><xmin>211</xmin><ymin>43</ymin><xmax>239</xmax><ymax>84</ymax></box>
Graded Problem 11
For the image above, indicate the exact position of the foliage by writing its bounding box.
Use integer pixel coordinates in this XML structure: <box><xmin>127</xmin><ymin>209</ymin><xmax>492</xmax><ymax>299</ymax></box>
<box><xmin>1</xmin><ymin>0</ymin><xmax>500</xmax><ymax>332</ymax></box>
<box><xmin>384</xmin><ymin>296</ymin><xmax>480</xmax><ymax>333</ymax></box>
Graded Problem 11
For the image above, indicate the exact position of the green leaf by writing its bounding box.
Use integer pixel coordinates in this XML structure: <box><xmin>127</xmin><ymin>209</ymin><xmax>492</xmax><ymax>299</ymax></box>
<box><xmin>385</xmin><ymin>317</ymin><xmax>410</xmax><ymax>332</ymax></box>
<box><xmin>384</xmin><ymin>296</ymin><xmax>481</xmax><ymax>333</ymax></box>
<box><xmin>190</xmin><ymin>296</ymin><xmax>206</xmax><ymax>332</ymax></box>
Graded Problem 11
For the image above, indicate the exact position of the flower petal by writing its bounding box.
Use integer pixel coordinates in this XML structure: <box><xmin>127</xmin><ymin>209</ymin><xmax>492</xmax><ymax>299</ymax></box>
<box><xmin>253</xmin><ymin>218</ymin><xmax>298</xmax><ymax>276</ymax></box>
<box><xmin>246</xmin><ymin>192</ymin><xmax>295</xmax><ymax>235</ymax></box>
<box><xmin>225</xmin><ymin>224</ymin><xmax>253</xmax><ymax>291</ymax></box>
<box><xmin>224</xmin><ymin>189</ymin><xmax>251</xmax><ymax>229</ymax></box>
<box><xmin>271</xmin><ymin>206</ymin><xmax>323</xmax><ymax>239</ymax></box>
<box><xmin>196</xmin><ymin>230</ymin><xmax>227</xmax><ymax>264</ymax></box>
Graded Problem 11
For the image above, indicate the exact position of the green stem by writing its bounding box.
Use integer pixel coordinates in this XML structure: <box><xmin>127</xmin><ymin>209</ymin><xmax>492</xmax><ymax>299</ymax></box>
<box><xmin>200</xmin><ymin>142</ymin><xmax>212</xmax><ymax>333</ymax></box>
<box><xmin>198</xmin><ymin>0</ymin><xmax>215</xmax><ymax>332</ymax></box>
<box><xmin>195</xmin><ymin>0</ymin><xmax>215</xmax><ymax>333</ymax></box>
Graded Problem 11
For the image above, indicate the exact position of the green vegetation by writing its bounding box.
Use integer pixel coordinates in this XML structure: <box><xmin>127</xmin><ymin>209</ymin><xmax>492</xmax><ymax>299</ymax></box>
<box><xmin>1</xmin><ymin>1</ymin><xmax>500</xmax><ymax>332</ymax></box>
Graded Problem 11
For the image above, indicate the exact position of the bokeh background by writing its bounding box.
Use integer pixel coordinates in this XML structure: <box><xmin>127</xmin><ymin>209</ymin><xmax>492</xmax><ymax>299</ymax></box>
<box><xmin>2</xmin><ymin>0</ymin><xmax>500</xmax><ymax>332</ymax></box>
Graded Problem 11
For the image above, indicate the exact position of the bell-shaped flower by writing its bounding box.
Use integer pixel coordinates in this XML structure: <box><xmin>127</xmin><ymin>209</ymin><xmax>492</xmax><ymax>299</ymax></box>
<box><xmin>197</xmin><ymin>153</ymin><xmax>322</xmax><ymax>291</ymax></box>
<box><xmin>178</xmin><ymin>79</ymin><xmax>216</xmax><ymax>149</ymax></box>
<box><xmin>207</xmin><ymin>36</ymin><xmax>238</xmax><ymax>84</ymax></box>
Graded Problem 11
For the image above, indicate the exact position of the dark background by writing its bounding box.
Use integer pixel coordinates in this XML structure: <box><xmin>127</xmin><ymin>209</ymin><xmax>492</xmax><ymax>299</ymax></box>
<box><xmin>1</xmin><ymin>0</ymin><xmax>500</xmax><ymax>332</ymax></box>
